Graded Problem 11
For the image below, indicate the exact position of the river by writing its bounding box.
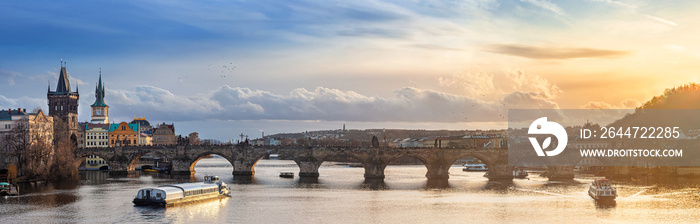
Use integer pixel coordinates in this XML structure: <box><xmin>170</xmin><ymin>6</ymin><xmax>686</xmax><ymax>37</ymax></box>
<box><xmin>2</xmin><ymin>158</ymin><xmax>700</xmax><ymax>223</ymax></box>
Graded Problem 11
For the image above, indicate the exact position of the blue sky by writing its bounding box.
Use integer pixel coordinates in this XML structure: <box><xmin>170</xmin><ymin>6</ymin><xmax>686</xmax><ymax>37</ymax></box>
<box><xmin>2</xmin><ymin>0</ymin><xmax>698</xmax><ymax>141</ymax></box>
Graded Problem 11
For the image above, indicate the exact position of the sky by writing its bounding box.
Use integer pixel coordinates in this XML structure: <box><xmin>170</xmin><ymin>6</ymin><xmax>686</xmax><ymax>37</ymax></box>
<box><xmin>2</xmin><ymin>0</ymin><xmax>700</xmax><ymax>141</ymax></box>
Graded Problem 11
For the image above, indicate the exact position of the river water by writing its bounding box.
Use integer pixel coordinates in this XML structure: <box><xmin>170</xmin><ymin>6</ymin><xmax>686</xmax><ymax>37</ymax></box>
<box><xmin>2</xmin><ymin>158</ymin><xmax>700</xmax><ymax>223</ymax></box>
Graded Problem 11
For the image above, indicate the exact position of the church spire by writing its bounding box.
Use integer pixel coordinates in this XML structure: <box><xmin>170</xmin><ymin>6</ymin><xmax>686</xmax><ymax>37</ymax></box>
<box><xmin>56</xmin><ymin>60</ymin><xmax>72</xmax><ymax>93</ymax></box>
<box><xmin>91</xmin><ymin>69</ymin><xmax>107</xmax><ymax>107</ymax></box>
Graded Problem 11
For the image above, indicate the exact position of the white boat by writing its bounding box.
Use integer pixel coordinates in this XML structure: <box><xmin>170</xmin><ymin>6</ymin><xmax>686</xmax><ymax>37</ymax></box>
<box><xmin>513</xmin><ymin>168</ymin><xmax>529</xmax><ymax>179</ymax></box>
<box><xmin>588</xmin><ymin>179</ymin><xmax>617</xmax><ymax>201</ymax></box>
<box><xmin>463</xmin><ymin>163</ymin><xmax>488</xmax><ymax>172</ymax></box>
<box><xmin>133</xmin><ymin>175</ymin><xmax>230</xmax><ymax>206</ymax></box>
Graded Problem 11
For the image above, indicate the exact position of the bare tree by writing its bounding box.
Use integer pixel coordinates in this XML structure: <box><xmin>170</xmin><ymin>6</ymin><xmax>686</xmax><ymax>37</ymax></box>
<box><xmin>50</xmin><ymin>118</ymin><xmax>77</xmax><ymax>180</ymax></box>
<box><xmin>3</xmin><ymin>118</ymin><xmax>30</xmax><ymax>177</ymax></box>
<box><xmin>4</xmin><ymin>116</ymin><xmax>54</xmax><ymax>179</ymax></box>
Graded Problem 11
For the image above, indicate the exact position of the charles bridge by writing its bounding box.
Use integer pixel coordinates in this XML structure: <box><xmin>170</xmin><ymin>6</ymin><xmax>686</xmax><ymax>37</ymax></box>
<box><xmin>72</xmin><ymin>145</ymin><xmax>578</xmax><ymax>182</ymax></box>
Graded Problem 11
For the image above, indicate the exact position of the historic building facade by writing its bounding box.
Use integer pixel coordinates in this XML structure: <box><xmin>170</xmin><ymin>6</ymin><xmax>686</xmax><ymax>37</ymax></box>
<box><xmin>152</xmin><ymin>123</ymin><xmax>176</xmax><ymax>146</ymax></box>
<box><xmin>84</xmin><ymin>123</ymin><xmax>110</xmax><ymax>148</ymax></box>
<box><xmin>109</xmin><ymin>122</ymin><xmax>139</xmax><ymax>147</ymax></box>
<box><xmin>47</xmin><ymin>61</ymin><xmax>79</xmax><ymax>141</ymax></box>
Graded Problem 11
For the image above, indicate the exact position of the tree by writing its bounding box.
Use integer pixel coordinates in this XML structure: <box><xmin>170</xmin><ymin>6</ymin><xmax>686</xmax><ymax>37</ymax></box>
<box><xmin>4</xmin><ymin>115</ymin><xmax>54</xmax><ymax>179</ymax></box>
<box><xmin>3</xmin><ymin>118</ymin><xmax>30</xmax><ymax>177</ymax></box>
<box><xmin>49</xmin><ymin>118</ymin><xmax>77</xmax><ymax>180</ymax></box>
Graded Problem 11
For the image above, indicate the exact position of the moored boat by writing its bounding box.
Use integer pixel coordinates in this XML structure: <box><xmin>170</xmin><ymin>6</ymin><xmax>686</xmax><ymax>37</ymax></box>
<box><xmin>133</xmin><ymin>175</ymin><xmax>230</xmax><ymax>206</ymax></box>
<box><xmin>588</xmin><ymin>179</ymin><xmax>617</xmax><ymax>201</ymax></box>
<box><xmin>279</xmin><ymin>172</ymin><xmax>294</xmax><ymax>178</ymax></box>
<box><xmin>513</xmin><ymin>168</ymin><xmax>529</xmax><ymax>179</ymax></box>
<box><xmin>0</xmin><ymin>182</ymin><xmax>18</xmax><ymax>196</ymax></box>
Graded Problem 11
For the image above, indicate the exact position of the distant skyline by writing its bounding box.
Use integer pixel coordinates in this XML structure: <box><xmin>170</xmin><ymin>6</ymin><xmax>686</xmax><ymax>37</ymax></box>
<box><xmin>2</xmin><ymin>0</ymin><xmax>699</xmax><ymax>140</ymax></box>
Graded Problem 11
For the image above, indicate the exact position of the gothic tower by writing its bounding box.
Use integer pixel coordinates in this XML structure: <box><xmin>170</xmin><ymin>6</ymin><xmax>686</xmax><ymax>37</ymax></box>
<box><xmin>48</xmin><ymin>60</ymin><xmax>79</xmax><ymax>140</ymax></box>
<box><xmin>90</xmin><ymin>70</ymin><xmax>109</xmax><ymax>123</ymax></box>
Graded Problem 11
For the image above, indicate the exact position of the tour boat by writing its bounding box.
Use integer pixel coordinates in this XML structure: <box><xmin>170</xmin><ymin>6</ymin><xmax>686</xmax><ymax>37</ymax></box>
<box><xmin>588</xmin><ymin>179</ymin><xmax>617</xmax><ymax>201</ymax></box>
<box><xmin>279</xmin><ymin>172</ymin><xmax>294</xmax><ymax>178</ymax></box>
<box><xmin>0</xmin><ymin>182</ymin><xmax>18</xmax><ymax>196</ymax></box>
<box><xmin>133</xmin><ymin>175</ymin><xmax>230</xmax><ymax>206</ymax></box>
<box><xmin>463</xmin><ymin>163</ymin><xmax>488</xmax><ymax>172</ymax></box>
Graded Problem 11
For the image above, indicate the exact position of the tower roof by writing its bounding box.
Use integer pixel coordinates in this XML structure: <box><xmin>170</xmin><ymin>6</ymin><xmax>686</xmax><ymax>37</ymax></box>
<box><xmin>56</xmin><ymin>66</ymin><xmax>72</xmax><ymax>93</ymax></box>
<box><xmin>49</xmin><ymin>60</ymin><xmax>78</xmax><ymax>95</ymax></box>
<box><xmin>91</xmin><ymin>71</ymin><xmax>108</xmax><ymax>107</ymax></box>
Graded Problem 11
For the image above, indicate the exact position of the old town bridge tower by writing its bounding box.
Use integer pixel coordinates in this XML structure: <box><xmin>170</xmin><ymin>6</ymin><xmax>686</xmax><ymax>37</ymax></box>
<box><xmin>47</xmin><ymin>60</ymin><xmax>79</xmax><ymax>141</ymax></box>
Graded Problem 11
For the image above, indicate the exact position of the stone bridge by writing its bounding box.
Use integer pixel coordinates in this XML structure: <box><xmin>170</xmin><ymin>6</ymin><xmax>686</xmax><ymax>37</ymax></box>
<box><xmin>73</xmin><ymin>145</ymin><xmax>577</xmax><ymax>182</ymax></box>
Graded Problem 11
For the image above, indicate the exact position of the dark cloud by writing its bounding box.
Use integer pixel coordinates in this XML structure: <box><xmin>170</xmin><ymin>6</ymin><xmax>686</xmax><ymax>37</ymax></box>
<box><xmin>485</xmin><ymin>44</ymin><xmax>630</xmax><ymax>59</ymax></box>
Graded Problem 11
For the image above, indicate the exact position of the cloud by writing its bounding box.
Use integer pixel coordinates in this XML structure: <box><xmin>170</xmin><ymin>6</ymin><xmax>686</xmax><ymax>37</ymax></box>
<box><xmin>485</xmin><ymin>44</ymin><xmax>630</xmax><ymax>59</ymax></box>
<box><xmin>0</xmin><ymin>69</ymin><xmax>23</xmax><ymax>86</ymax></box>
<box><xmin>96</xmin><ymin>84</ymin><xmax>563</xmax><ymax>123</ymax></box>
<box><xmin>645</xmin><ymin>15</ymin><xmax>678</xmax><ymax>27</ymax></box>
<box><xmin>505</xmin><ymin>69</ymin><xmax>562</xmax><ymax>99</ymax></box>
<box><xmin>0</xmin><ymin>95</ymin><xmax>46</xmax><ymax>111</ymax></box>
<box><xmin>519</xmin><ymin>0</ymin><xmax>565</xmax><ymax>16</ymax></box>
<box><xmin>590</xmin><ymin>0</ymin><xmax>678</xmax><ymax>27</ymax></box>
<box><xmin>581</xmin><ymin>99</ymin><xmax>641</xmax><ymax>109</ymax></box>
<box><xmin>439</xmin><ymin>70</ymin><xmax>498</xmax><ymax>98</ymax></box>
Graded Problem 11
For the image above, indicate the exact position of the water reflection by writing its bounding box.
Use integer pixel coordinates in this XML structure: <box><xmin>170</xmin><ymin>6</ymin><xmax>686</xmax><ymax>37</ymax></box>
<box><xmin>483</xmin><ymin>180</ymin><xmax>515</xmax><ymax>192</ymax></box>
<box><xmin>361</xmin><ymin>178</ymin><xmax>387</xmax><ymax>190</ymax></box>
<box><xmin>594</xmin><ymin>199</ymin><xmax>617</xmax><ymax>209</ymax></box>
<box><xmin>426</xmin><ymin>178</ymin><xmax>450</xmax><ymax>189</ymax></box>
<box><xmin>233</xmin><ymin>176</ymin><xmax>255</xmax><ymax>184</ymax></box>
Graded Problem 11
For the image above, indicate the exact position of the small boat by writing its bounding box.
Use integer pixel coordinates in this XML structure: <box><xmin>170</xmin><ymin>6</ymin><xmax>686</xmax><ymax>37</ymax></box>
<box><xmin>0</xmin><ymin>182</ymin><xmax>19</xmax><ymax>196</ymax></box>
<box><xmin>588</xmin><ymin>179</ymin><xmax>617</xmax><ymax>201</ymax></box>
<box><xmin>133</xmin><ymin>175</ymin><xmax>230</xmax><ymax>206</ymax></box>
<box><xmin>513</xmin><ymin>168</ymin><xmax>529</xmax><ymax>179</ymax></box>
<box><xmin>463</xmin><ymin>163</ymin><xmax>488</xmax><ymax>172</ymax></box>
<box><xmin>279</xmin><ymin>172</ymin><xmax>294</xmax><ymax>178</ymax></box>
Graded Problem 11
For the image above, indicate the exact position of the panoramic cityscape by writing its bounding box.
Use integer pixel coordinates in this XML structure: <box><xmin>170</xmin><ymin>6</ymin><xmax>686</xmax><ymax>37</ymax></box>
<box><xmin>4</xmin><ymin>0</ymin><xmax>700</xmax><ymax>223</ymax></box>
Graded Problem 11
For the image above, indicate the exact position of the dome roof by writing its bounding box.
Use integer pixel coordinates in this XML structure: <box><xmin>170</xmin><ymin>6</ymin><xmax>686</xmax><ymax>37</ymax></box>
<box><xmin>130</xmin><ymin>117</ymin><xmax>152</xmax><ymax>128</ymax></box>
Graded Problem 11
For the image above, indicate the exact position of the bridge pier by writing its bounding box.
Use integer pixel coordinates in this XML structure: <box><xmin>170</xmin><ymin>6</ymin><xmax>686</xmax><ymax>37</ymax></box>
<box><xmin>485</xmin><ymin>161</ymin><xmax>514</xmax><ymax>181</ymax></box>
<box><xmin>547</xmin><ymin>166</ymin><xmax>575</xmax><ymax>181</ymax></box>
<box><xmin>425</xmin><ymin>162</ymin><xmax>451</xmax><ymax>180</ymax></box>
<box><xmin>232</xmin><ymin>158</ymin><xmax>257</xmax><ymax>177</ymax></box>
<box><xmin>363</xmin><ymin>159</ymin><xmax>386</xmax><ymax>179</ymax></box>
<box><xmin>294</xmin><ymin>157</ymin><xmax>323</xmax><ymax>178</ymax></box>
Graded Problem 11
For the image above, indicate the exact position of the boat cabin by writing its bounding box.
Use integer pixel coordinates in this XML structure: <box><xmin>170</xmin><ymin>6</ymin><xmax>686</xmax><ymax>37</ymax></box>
<box><xmin>204</xmin><ymin>175</ymin><xmax>220</xmax><ymax>183</ymax></box>
<box><xmin>593</xmin><ymin>179</ymin><xmax>612</xmax><ymax>188</ymax></box>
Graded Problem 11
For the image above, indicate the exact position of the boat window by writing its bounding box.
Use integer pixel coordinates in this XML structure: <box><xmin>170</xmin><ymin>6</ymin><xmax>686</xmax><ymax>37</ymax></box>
<box><xmin>157</xmin><ymin>193</ymin><xmax>161</xmax><ymax>198</ymax></box>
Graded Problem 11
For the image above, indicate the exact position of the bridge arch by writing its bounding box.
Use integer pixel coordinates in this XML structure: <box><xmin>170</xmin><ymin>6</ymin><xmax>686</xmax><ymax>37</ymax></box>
<box><xmin>188</xmin><ymin>152</ymin><xmax>235</xmax><ymax>173</ymax></box>
<box><xmin>446</xmin><ymin>153</ymin><xmax>494</xmax><ymax>177</ymax></box>
<box><xmin>73</xmin><ymin>154</ymin><xmax>112</xmax><ymax>171</ymax></box>
<box><xmin>126</xmin><ymin>150</ymin><xmax>172</xmax><ymax>172</ymax></box>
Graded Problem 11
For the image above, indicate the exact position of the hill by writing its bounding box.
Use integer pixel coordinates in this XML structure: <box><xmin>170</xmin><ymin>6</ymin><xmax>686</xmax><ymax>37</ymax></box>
<box><xmin>609</xmin><ymin>83</ymin><xmax>700</xmax><ymax>128</ymax></box>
